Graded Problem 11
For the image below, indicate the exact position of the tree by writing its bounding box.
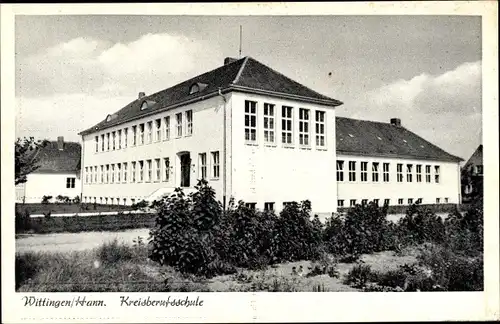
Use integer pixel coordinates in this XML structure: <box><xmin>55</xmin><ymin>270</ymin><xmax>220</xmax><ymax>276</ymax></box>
<box><xmin>15</xmin><ymin>137</ymin><xmax>47</xmax><ymax>185</ymax></box>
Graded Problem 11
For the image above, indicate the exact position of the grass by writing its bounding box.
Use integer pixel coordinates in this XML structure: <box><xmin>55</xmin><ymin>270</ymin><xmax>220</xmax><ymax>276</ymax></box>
<box><xmin>16</xmin><ymin>213</ymin><xmax>155</xmax><ymax>235</ymax></box>
<box><xmin>16</xmin><ymin>203</ymin><xmax>132</xmax><ymax>215</ymax></box>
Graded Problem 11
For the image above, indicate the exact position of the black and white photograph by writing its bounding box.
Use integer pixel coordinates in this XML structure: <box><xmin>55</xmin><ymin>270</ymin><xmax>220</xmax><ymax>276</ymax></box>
<box><xmin>2</xmin><ymin>2</ymin><xmax>499</xmax><ymax>323</ymax></box>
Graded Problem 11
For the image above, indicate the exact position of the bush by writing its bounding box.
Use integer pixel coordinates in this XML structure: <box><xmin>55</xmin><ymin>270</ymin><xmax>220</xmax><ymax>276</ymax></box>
<box><xmin>417</xmin><ymin>244</ymin><xmax>483</xmax><ymax>291</ymax></box>
<box><xmin>344</xmin><ymin>263</ymin><xmax>375</xmax><ymax>288</ymax></box>
<box><xmin>96</xmin><ymin>239</ymin><xmax>134</xmax><ymax>265</ymax></box>
<box><xmin>16</xmin><ymin>252</ymin><xmax>42</xmax><ymax>290</ymax></box>
<box><xmin>41</xmin><ymin>195</ymin><xmax>52</xmax><ymax>204</ymax></box>
<box><xmin>371</xmin><ymin>263</ymin><xmax>436</xmax><ymax>291</ymax></box>
<box><xmin>396</xmin><ymin>204</ymin><xmax>446</xmax><ymax>246</ymax></box>
<box><xmin>131</xmin><ymin>200</ymin><xmax>149</xmax><ymax>211</ymax></box>
<box><xmin>149</xmin><ymin>181</ymin><xmax>223</xmax><ymax>277</ymax></box>
<box><xmin>15</xmin><ymin>210</ymin><xmax>32</xmax><ymax>232</ymax></box>
<box><xmin>324</xmin><ymin>202</ymin><xmax>395</xmax><ymax>258</ymax></box>
<box><xmin>56</xmin><ymin>195</ymin><xmax>71</xmax><ymax>204</ymax></box>
<box><xmin>274</xmin><ymin>200</ymin><xmax>323</xmax><ymax>262</ymax></box>
<box><xmin>73</xmin><ymin>196</ymin><xmax>81</xmax><ymax>204</ymax></box>
<box><xmin>445</xmin><ymin>205</ymin><xmax>483</xmax><ymax>256</ymax></box>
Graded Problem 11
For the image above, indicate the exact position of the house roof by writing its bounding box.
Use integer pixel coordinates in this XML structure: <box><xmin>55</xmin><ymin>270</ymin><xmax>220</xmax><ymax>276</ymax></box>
<box><xmin>336</xmin><ymin>117</ymin><xmax>463</xmax><ymax>163</ymax></box>
<box><xmin>34</xmin><ymin>141</ymin><xmax>81</xmax><ymax>173</ymax></box>
<box><xmin>80</xmin><ymin>56</ymin><xmax>342</xmax><ymax>136</ymax></box>
<box><xmin>464</xmin><ymin>144</ymin><xmax>483</xmax><ymax>167</ymax></box>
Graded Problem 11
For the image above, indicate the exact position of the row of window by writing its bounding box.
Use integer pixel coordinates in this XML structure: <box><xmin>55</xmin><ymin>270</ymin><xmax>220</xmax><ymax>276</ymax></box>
<box><xmin>336</xmin><ymin>161</ymin><xmax>441</xmax><ymax>183</ymax></box>
<box><xmin>94</xmin><ymin>110</ymin><xmax>193</xmax><ymax>153</ymax></box>
<box><xmin>337</xmin><ymin>197</ymin><xmax>450</xmax><ymax>207</ymax></box>
<box><xmin>84</xmin><ymin>151</ymin><xmax>220</xmax><ymax>184</ymax></box>
<box><xmin>83</xmin><ymin>196</ymin><xmax>136</xmax><ymax>206</ymax></box>
<box><xmin>244</xmin><ymin>100</ymin><xmax>327</xmax><ymax>148</ymax></box>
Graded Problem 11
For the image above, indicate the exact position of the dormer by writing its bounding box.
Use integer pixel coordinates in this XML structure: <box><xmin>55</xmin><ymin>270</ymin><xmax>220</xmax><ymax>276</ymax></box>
<box><xmin>189</xmin><ymin>82</ymin><xmax>208</xmax><ymax>95</ymax></box>
<box><xmin>140</xmin><ymin>100</ymin><xmax>157</xmax><ymax>111</ymax></box>
<box><xmin>106</xmin><ymin>113</ymin><xmax>118</xmax><ymax>122</ymax></box>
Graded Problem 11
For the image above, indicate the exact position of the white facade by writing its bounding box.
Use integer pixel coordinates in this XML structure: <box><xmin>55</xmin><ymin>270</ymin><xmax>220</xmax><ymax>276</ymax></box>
<box><xmin>336</xmin><ymin>154</ymin><xmax>461</xmax><ymax>207</ymax></box>
<box><xmin>81</xmin><ymin>90</ymin><xmax>337</xmax><ymax>218</ymax></box>
<box><xmin>16</xmin><ymin>172</ymin><xmax>81</xmax><ymax>203</ymax></box>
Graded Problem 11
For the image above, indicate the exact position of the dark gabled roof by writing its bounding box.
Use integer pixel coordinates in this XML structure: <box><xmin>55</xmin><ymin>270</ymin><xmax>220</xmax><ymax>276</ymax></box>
<box><xmin>464</xmin><ymin>144</ymin><xmax>483</xmax><ymax>167</ymax></box>
<box><xmin>336</xmin><ymin>117</ymin><xmax>463</xmax><ymax>163</ymax></box>
<box><xmin>80</xmin><ymin>56</ymin><xmax>342</xmax><ymax>136</ymax></box>
<box><xmin>34</xmin><ymin>141</ymin><xmax>81</xmax><ymax>173</ymax></box>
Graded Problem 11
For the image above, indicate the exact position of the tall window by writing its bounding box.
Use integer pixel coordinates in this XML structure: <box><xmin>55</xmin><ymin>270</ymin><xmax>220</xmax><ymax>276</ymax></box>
<box><xmin>176</xmin><ymin>113</ymin><xmax>183</xmax><ymax>137</ymax></box>
<box><xmin>416</xmin><ymin>165</ymin><xmax>422</xmax><ymax>182</ymax></box>
<box><xmin>281</xmin><ymin>106</ymin><xmax>293</xmax><ymax>144</ymax></box>
<box><xmin>100</xmin><ymin>165</ymin><xmax>104</xmax><ymax>183</ymax></box>
<box><xmin>163</xmin><ymin>158</ymin><xmax>170</xmax><ymax>181</ymax></box>
<box><xmin>94</xmin><ymin>166</ymin><xmax>98</xmax><ymax>183</ymax></box>
<box><xmin>398</xmin><ymin>198</ymin><xmax>404</xmax><ymax>205</ymax></box>
<box><xmin>101</xmin><ymin>134</ymin><xmax>105</xmax><ymax>151</ymax></box>
<box><xmin>350</xmin><ymin>199</ymin><xmax>356</xmax><ymax>207</ymax></box>
<box><xmin>425</xmin><ymin>165</ymin><xmax>431</xmax><ymax>183</ymax></box>
<box><xmin>336</xmin><ymin>160</ymin><xmax>344</xmax><ymax>182</ymax></box>
<box><xmin>337</xmin><ymin>200</ymin><xmax>344</xmax><ymax>207</ymax></box>
<box><xmin>372</xmin><ymin>162</ymin><xmax>379</xmax><ymax>182</ymax></box>
<box><xmin>111</xmin><ymin>164</ymin><xmax>115</xmax><ymax>183</ymax></box>
<box><xmin>245</xmin><ymin>100</ymin><xmax>257</xmax><ymax>142</ymax></box>
<box><xmin>264</xmin><ymin>202</ymin><xmax>275</xmax><ymax>212</ymax></box>
<box><xmin>186</xmin><ymin>110</ymin><xmax>193</xmax><ymax>136</ymax></box>
<box><xmin>211</xmin><ymin>151</ymin><xmax>220</xmax><ymax>179</ymax></box>
<box><xmin>155</xmin><ymin>158</ymin><xmax>161</xmax><ymax>181</ymax></box>
<box><xmin>434</xmin><ymin>165</ymin><xmax>440</xmax><ymax>183</ymax></box>
<box><xmin>408</xmin><ymin>198</ymin><xmax>413</xmax><ymax>205</ymax></box>
<box><xmin>66</xmin><ymin>177</ymin><xmax>76</xmax><ymax>188</ymax></box>
<box><xmin>384</xmin><ymin>198</ymin><xmax>390</xmax><ymax>206</ymax></box>
<box><xmin>315</xmin><ymin>110</ymin><xmax>326</xmax><ymax>148</ymax></box>
<box><xmin>397</xmin><ymin>163</ymin><xmax>403</xmax><ymax>182</ymax></box>
<box><xmin>436</xmin><ymin>198</ymin><xmax>440</xmax><ymax>204</ymax></box>
<box><xmin>373</xmin><ymin>199</ymin><xmax>380</xmax><ymax>206</ymax></box>
<box><xmin>349</xmin><ymin>161</ymin><xmax>356</xmax><ymax>182</ymax></box>
<box><xmin>383</xmin><ymin>163</ymin><xmax>390</xmax><ymax>182</ymax></box>
<box><xmin>106</xmin><ymin>164</ymin><xmax>110</xmax><ymax>183</ymax></box>
<box><xmin>164</xmin><ymin>116</ymin><xmax>170</xmax><ymax>140</ymax></box>
<box><xmin>146</xmin><ymin>159</ymin><xmax>152</xmax><ymax>182</ymax></box>
<box><xmin>132</xmin><ymin>126</ymin><xmax>137</xmax><ymax>146</ymax></box>
<box><xmin>406</xmin><ymin>164</ymin><xmax>413</xmax><ymax>182</ymax></box>
<box><xmin>139</xmin><ymin>124</ymin><xmax>145</xmax><ymax>145</ymax></box>
<box><xmin>123</xmin><ymin>162</ymin><xmax>128</xmax><ymax>182</ymax></box>
<box><xmin>117</xmin><ymin>163</ymin><xmax>121</xmax><ymax>182</ymax></box>
<box><xmin>106</xmin><ymin>133</ymin><xmax>110</xmax><ymax>151</ymax></box>
<box><xmin>124</xmin><ymin>128</ymin><xmax>128</xmax><ymax>148</ymax></box>
<box><xmin>131</xmin><ymin>162</ymin><xmax>136</xmax><ymax>182</ymax></box>
<box><xmin>85</xmin><ymin>167</ymin><xmax>89</xmax><ymax>183</ymax></box>
<box><xmin>298</xmin><ymin>108</ymin><xmax>310</xmax><ymax>146</ymax></box>
<box><xmin>361</xmin><ymin>162</ymin><xmax>368</xmax><ymax>182</ymax></box>
<box><xmin>118</xmin><ymin>129</ymin><xmax>122</xmax><ymax>149</ymax></box>
<box><xmin>147</xmin><ymin>121</ymin><xmax>153</xmax><ymax>144</ymax></box>
<box><xmin>112</xmin><ymin>131</ymin><xmax>116</xmax><ymax>150</ymax></box>
<box><xmin>199</xmin><ymin>153</ymin><xmax>207</xmax><ymax>179</ymax></box>
<box><xmin>95</xmin><ymin>136</ymin><xmax>99</xmax><ymax>153</ymax></box>
<box><xmin>139</xmin><ymin>161</ymin><xmax>144</xmax><ymax>182</ymax></box>
<box><xmin>263</xmin><ymin>103</ymin><xmax>275</xmax><ymax>143</ymax></box>
<box><xmin>155</xmin><ymin>119</ymin><xmax>161</xmax><ymax>142</ymax></box>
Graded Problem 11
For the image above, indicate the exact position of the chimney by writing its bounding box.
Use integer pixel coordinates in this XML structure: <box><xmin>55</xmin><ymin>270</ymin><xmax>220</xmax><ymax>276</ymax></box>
<box><xmin>57</xmin><ymin>136</ymin><xmax>64</xmax><ymax>150</ymax></box>
<box><xmin>390</xmin><ymin>118</ymin><xmax>401</xmax><ymax>127</ymax></box>
<box><xmin>224</xmin><ymin>57</ymin><xmax>238</xmax><ymax>65</ymax></box>
<box><xmin>138</xmin><ymin>92</ymin><xmax>146</xmax><ymax>99</ymax></box>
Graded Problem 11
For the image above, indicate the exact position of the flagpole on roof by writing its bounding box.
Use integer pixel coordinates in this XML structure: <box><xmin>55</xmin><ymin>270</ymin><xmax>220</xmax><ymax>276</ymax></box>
<box><xmin>239</xmin><ymin>25</ymin><xmax>242</xmax><ymax>58</ymax></box>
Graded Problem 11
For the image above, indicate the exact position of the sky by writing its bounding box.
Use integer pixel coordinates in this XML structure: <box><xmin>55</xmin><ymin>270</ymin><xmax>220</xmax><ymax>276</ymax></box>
<box><xmin>15</xmin><ymin>15</ymin><xmax>482</xmax><ymax>161</ymax></box>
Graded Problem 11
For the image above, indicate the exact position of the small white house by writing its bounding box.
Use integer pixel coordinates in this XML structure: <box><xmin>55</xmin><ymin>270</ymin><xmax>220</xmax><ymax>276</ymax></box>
<box><xmin>16</xmin><ymin>137</ymin><xmax>81</xmax><ymax>203</ymax></box>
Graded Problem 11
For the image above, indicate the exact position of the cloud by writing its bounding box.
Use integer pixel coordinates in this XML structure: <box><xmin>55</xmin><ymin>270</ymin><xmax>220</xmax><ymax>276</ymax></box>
<box><xmin>341</xmin><ymin>61</ymin><xmax>482</xmax><ymax>160</ymax></box>
<box><xmin>15</xmin><ymin>33</ymin><xmax>224</xmax><ymax>141</ymax></box>
<box><xmin>16</xmin><ymin>33</ymin><xmax>224</xmax><ymax>98</ymax></box>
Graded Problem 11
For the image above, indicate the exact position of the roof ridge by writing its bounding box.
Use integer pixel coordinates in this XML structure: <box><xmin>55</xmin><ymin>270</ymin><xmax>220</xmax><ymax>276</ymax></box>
<box><xmin>231</xmin><ymin>56</ymin><xmax>250</xmax><ymax>84</ymax></box>
<box><xmin>241</xmin><ymin>57</ymin><xmax>336</xmax><ymax>100</ymax></box>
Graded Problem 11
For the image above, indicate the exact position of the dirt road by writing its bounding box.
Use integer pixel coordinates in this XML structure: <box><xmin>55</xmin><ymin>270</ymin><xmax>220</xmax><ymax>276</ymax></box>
<box><xmin>16</xmin><ymin>228</ymin><xmax>150</xmax><ymax>254</ymax></box>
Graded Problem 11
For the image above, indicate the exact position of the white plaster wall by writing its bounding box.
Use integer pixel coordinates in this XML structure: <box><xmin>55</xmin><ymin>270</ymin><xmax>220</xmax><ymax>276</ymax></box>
<box><xmin>230</xmin><ymin>92</ymin><xmax>337</xmax><ymax>219</ymax></box>
<box><xmin>23</xmin><ymin>172</ymin><xmax>81</xmax><ymax>203</ymax></box>
<box><xmin>336</xmin><ymin>154</ymin><xmax>461</xmax><ymax>206</ymax></box>
<box><xmin>81</xmin><ymin>95</ymin><xmax>228</xmax><ymax>205</ymax></box>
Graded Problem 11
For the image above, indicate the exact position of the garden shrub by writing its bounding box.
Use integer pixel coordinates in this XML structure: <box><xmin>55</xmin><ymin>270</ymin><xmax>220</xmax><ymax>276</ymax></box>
<box><xmin>96</xmin><ymin>239</ymin><xmax>133</xmax><ymax>265</ymax></box>
<box><xmin>41</xmin><ymin>195</ymin><xmax>53</xmax><ymax>204</ymax></box>
<box><xmin>396</xmin><ymin>204</ymin><xmax>446</xmax><ymax>246</ymax></box>
<box><xmin>445</xmin><ymin>204</ymin><xmax>483</xmax><ymax>256</ymax></box>
<box><xmin>16</xmin><ymin>252</ymin><xmax>43</xmax><ymax>290</ymax></box>
<box><xmin>417</xmin><ymin>244</ymin><xmax>483</xmax><ymax>291</ymax></box>
<box><xmin>371</xmin><ymin>263</ymin><xmax>436</xmax><ymax>292</ymax></box>
<box><xmin>15</xmin><ymin>210</ymin><xmax>32</xmax><ymax>233</ymax></box>
<box><xmin>274</xmin><ymin>200</ymin><xmax>323</xmax><ymax>262</ymax></box>
<box><xmin>344</xmin><ymin>263</ymin><xmax>375</xmax><ymax>288</ymax></box>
